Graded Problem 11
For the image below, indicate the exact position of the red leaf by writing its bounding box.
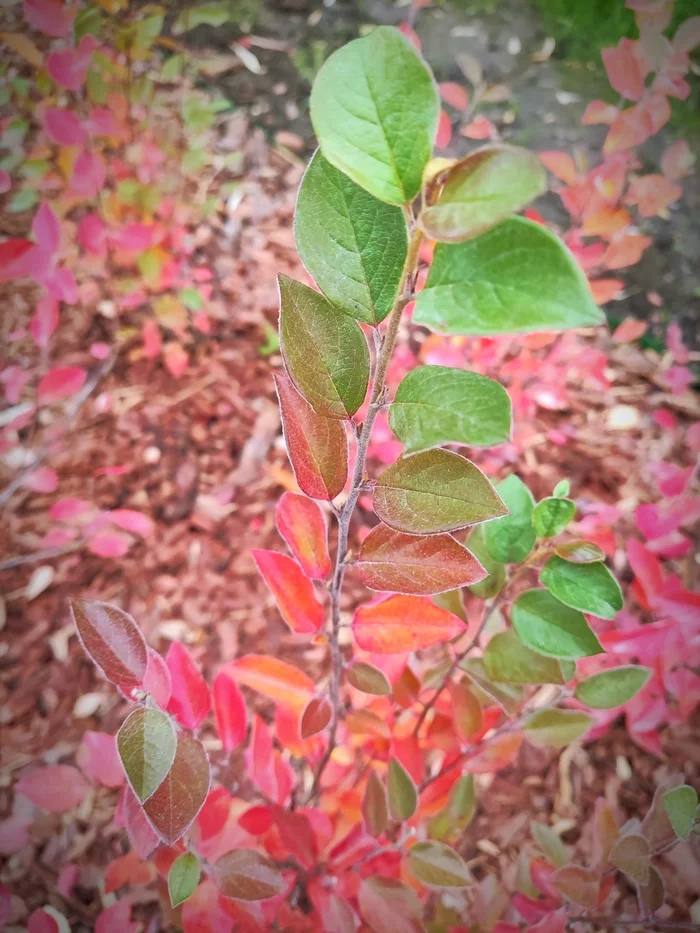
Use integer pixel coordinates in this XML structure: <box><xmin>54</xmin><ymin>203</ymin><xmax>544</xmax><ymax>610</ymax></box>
<box><xmin>398</xmin><ymin>22</ymin><xmax>421</xmax><ymax>52</ymax></box>
<box><xmin>27</xmin><ymin>909</ymin><xmax>61</xmax><ymax>933</ymax></box>
<box><xmin>43</xmin><ymin>108</ymin><xmax>86</xmax><ymax>147</ymax></box>
<box><xmin>108</xmin><ymin>508</ymin><xmax>154</xmax><ymax>537</ymax></box>
<box><xmin>275</xmin><ymin>492</ymin><xmax>331</xmax><ymax>580</ymax></box>
<box><xmin>163</xmin><ymin>342</ymin><xmax>189</xmax><ymax>379</ymax></box>
<box><xmin>37</xmin><ymin>367</ymin><xmax>86</xmax><ymax>404</ymax></box>
<box><xmin>182</xmin><ymin>880</ymin><xmax>235</xmax><ymax>933</ymax></box>
<box><xmin>439</xmin><ymin>81</ymin><xmax>469</xmax><ymax>110</ymax></box>
<box><xmin>212</xmin><ymin>671</ymin><xmax>248</xmax><ymax>752</ymax></box>
<box><xmin>166</xmin><ymin>642</ymin><xmax>211</xmax><ymax>730</ymax></box>
<box><xmin>461</xmin><ymin>116</ymin><xmax>495</xmax><ymax>140</ymax></box>
<box><xmin>611</xmin><ymin>317</ymin><xmax>647</xmax><ymax>343</ymax></box>
<box><xmin>77</xmin><ymin>732</ymin><xmax>125</xmax><ymax>787</ymax></box>
<box><xmin>143</xmin><ymin>734</ymin><xmax>210</xmax><ymax>844</ymax></box>
<box><xmin>16</xmin><ymin>764</ymin><xmax>90</xmax><ymax>813</ymax></box>
<box><xmin>239</xmin><ymin>806</ymin><xmax>274</xmax><ymax>835</ymax></box>
<box><xmin>32</xmin><ymin>202</ymin><xmax>60</xmax><ymax>256</ymax></box>
<box><xmin>356</xmin><ymin>524</ymin><xmax>486</xmax><ymax>595</ymax></box>
<box><xmin>590</xmin><ymin>278</ymin><xmax>625</xmax><ymax>306</ymax></box>
<box><xmin>464</xmin><ymin>732</ymin><xmax>523</xmax><ymax>773</ymax></box>
<box><xmin>353</xmin><ymin>595</ymin><xmax>467</xmax><ymax>654</ymax></box>
<box><xmin>30</xmin><ymin>296</ymin><xmax>59</xmax><ymax>348</ymax></box>
<box><xmin>77</xmin><ymin>213</ymin><xmax>108</xmax><ymax>257</ymax></box>
<box><xmin>70</xmin><ymin>599</ymin><xmax>148</xmax><ymax>688</ymax></box>
<box><xmin>0</xmin><ymin>238</ymin><xmax>33</xmax><ymax>283</ymax></box>
<box><xmin>105</xmin><ymin>849</ymin><xmax>155</xmax><ymax>893</ymax></box>
<box><xmin>275</xmin><ymin>372</ymin><xmax>348</xmax><ymax>500</ymax></box>
<box><xmin>435</xmin><ymin>109</ymin><xmax>452</xmax><ymax>148</ymax></box>
<box><xmin>601</xmin><ymin>38</ymin><xmax>647</xmax><ymax>101</ymax></box>
<box><xmin>581</xmin><ymin>100</ymin><xmax>619</xmax><ymax>125</ymax></box>
<box><xmin>49</xmin><ymin>497</ymin><xmax>93</xmax><ymax>522</ymax></box>
<box><xmin>88</xmin><ymin>530</ymin><xmax>132</xmax><ymax>558</ymax></box>
<box><xmin>539</xmin><ymin>151</ymin><xmax>577</xmax><ymax>186</ymax></box>
<box><xmin>70</xmin><ymin>149</ymin><xmax>106</xmax><ymax>198</ymax></box>
<box><xmin>143</xmin><ymin>648</ymin><xmax>172</xmax><ymax>708</ymax></box>
<box><xmin>123</xmin><ymin>787</ymin><xmax>160</xmax><ymax>859</ymax></box>
<box><xmin>300</xmin><ymin>696</ymin><xmax>332</xmax><ymax>739</ymax></box>
<box><xmin>24</xmin><ymin>0</ymin><xmax>74</xmax><ymax>37</ymax></box>
<box><xmin>223</xmin><ymin>655</ymin><xmax>315</xmax><ymax>710</ymax></box>
<box><xmin>142</xmin><ymin>319</ymin><xmax>163</xmax><ymax>359</ymax></box>
<box><xmin>95</xmin><ymin>900</ymin><xmax>139</xmax><ymax>933</ymax></box>
<box><xmin>47</xmin><ymin>35</ymin><xmax>98</xmax><ymax>91</ymax></box>
<box><xmin>627</xmin><ymin>540</ymin><xmax>664</xmax><ymax>607</ymax></box>
<box><xmin>252</xmin><ymin>549</ymin><xmax>324</xmax><ymax>634</ymax></box>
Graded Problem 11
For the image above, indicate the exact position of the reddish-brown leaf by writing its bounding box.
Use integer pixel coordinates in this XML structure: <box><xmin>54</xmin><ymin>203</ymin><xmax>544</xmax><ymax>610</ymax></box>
<box><xmin>253</xmin><ymin>549</ymin><xmax>325</xmax><ymax>634</ymax></box>
<box><xmin>353</xmin><ymin>595</ymin><xmax>467</xmax><ymax>654</ymax></box>
<box><xmin>223</xmin><ymin>655</ymin><xmax>315</xmax><ymax>710</ymax></box>
<box><xmin>362</xmin><ymin>771</ymin><xmax>389</xmax><ymax>838</ymax></box>
<box><xmin>70</xmin><ymin>598</ymin><xmax>147</xmax><ymax>689</ymax></box>
<box><xmin>166</xmin><ymin>642</ymin><xmax>211</xmax><ymax>730</ymax></box>
<box><xmin>212</xmin><ymin>671</ymin><xmax>248</xmax><ymax>752</ymax></box>
<box><xmin>449</xmin><ymin>680</ymin><xmax>483</xmax><ymax>741</ymax></box>
<box><xmin>300</xmin><ymin>696</ymin><xmax>332</xmax><ymax>739</ymax></box>
<box><xmin>551</xmin><ymin>864</ymin><xmax>602</xmax><ymax>909</ymax></box>
<box><xmin>275</xmin><ymin>371</ymin><xmax>348</xmax><ymax>500</ymax></box>
<box><xmin>356</xmin><ymin>524</ymin><xmax>486</xmax><ymax>595</ymax></box>
<box><xmin>275</xmin><ymin>492</ymin><xmax>331</xmax><ymax>579</ymax></box>
<box><xmin>143</xmin><ymin>734</ymin><xmax>210</xmax><ymax>845</ymax></box>
<box><xmin>213</xmin><ymin>849</ymin><xmax>286</xmax><ymax>901</ymax></box>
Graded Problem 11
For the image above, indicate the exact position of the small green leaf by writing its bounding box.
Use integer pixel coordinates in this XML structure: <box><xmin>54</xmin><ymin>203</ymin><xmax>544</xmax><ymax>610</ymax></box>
<box><xmin>8</xmin><ymin>188</ymin><xmax>37</xmax><ymax>212</ymax></box>
<box><xmin>421</xmin><ymin>145</ymin><xmax>546</xmax><ymax>242</ymax></box>
<box><xmin>390</xmin><ymin>365</ymin><xmax>512</xmax><ymax>455</ymax></box>
<box><xmin>663</xmin><ymin>785</ymin><xmax>698</xmax><ymax>841</ymax></box>
<box><xmin>483</xmin><ymin>474</ymin><xmax>536</xmax><ymax>564</ymax></box>
<box><xmin>278</xmin><ymin>274</ymin><xmax>369</xmax><ymax>419</ymax></box>
<box><xmin>540</xmin><ymin>556</ymin><xmax>623</xmax><ymax>619</ymax></box>
<box><xmin>408</xmin><ymin>841</ymin><xmax>472</xmax><ymax>888</ymax></box>
<box><xmin>554</xmin><ymin>540</ymin><xmax>605</xmax><ymax>564</ymax></box>
<box><xmin>460</xmin><ymin>657</ymin><xmax>523</xmax><ymax>714</ymax></box>
<box><xmin>448</xmin><ymin>774</ymin><xmax>475</xmax><ymax>823</ymax></box>
<box><xmin>310</xmin><ymin>26</ymin><xmax>439</xmax><ymax>205</ymax></box>
<box><xmin>466</xmin><ymin>525</ymin><xmax>506</xmax><ymax>599</ymax></box>
<box><xmin>414</xmin><ymin>217</ymin><xmax>604</xmax><ymax>336</ymax></box>
<box><xmin>574</xmin><ymin>666</ymin><xmax>652</xmax><ymax>709</ymax></box>
<box><xmin>168</xmin><ymin>852</ymin><xmax>200</xmax><ymax>908</ymax></box>
<box><xmin>374</xmin><ymin>449</ymin><xmax>507</xmax><ymax>535</ymax></box>
<box><xmin>180</xmin><ymin>287</ymin><xmax>203</xmax><ymax>311</ymax></box>
<box><xmin>512</xmin><ymin>589</ymin><xmax>603</xmax><ymax>659</ymax></box>
<box><xmin>483</xmin><ymin>630</ymin><xmax>572</xmax><ymax>685</ymax></box>
<box><xmin>161</xmin><ymin>54</ymin><xmax>185</xmax><ymax>82</ymax></box>
<box><xmin>553</xmin><ymin>479</ymin><xmax>570</xmax><ymax>498</ymax></box>
<box><xmin>531</xmin><ymin>821</ymin><xmax>568</xmax><ymax>868</ymax></box>
<box><xmin>362</xmin><ymin>771</ymin><xmax>389</xmax><ymax>837</ymax></box>
<box><xmin>609</xmin><ymin>833</ymin><xmax>651</xmax><ymax>886</ymax></box>
<box><xmin>347</xmin><ymin>661</ymin><xmax>391</xmax><ymax>696</ymax></box>
<box><xmin>295</xmin><ymin>150</ymin><xmax>408</xmax><ymax>324</ymax></box>
<box><xmin>387</xmin><ymin>758</ymin><xmax>417</xmax><ymax>822</ymax></box>
<box><xmin>173</xmin><ymin>3</ymin><xmax>231</xmax><ymax>34</ymax></box>
<box><xmin>117</xmin><ymin>707</ymin><xmax>177</xmax><ymax>803</ymax></box>
<box><xmin>525</xmin><ymin>708</ymin><xmax>595</xmax><ymax>748</ymax></box>
<box><xmin>532</xmin><ymin>497</ymin><xmax>576</xmax><ymax>537</ymax></box>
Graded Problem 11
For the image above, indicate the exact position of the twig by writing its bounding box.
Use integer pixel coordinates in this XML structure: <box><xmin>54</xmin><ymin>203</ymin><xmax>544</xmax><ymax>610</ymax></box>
<box><xmin>0</xmin><ymin>541</ymin><xmax>83</xmax><ymax>572</ymax></box>
<box><xmin>306</xmin><ymin>226</ymin><xmax>425</xmax><ymax>803</ymax></box>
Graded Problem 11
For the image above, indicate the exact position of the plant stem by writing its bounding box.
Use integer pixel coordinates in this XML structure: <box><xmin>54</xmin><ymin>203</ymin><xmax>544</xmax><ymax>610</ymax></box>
<box><xmin>307</xmin><ymin>225</ymin><xmax>424</xmax><ymax>802</ymax></box>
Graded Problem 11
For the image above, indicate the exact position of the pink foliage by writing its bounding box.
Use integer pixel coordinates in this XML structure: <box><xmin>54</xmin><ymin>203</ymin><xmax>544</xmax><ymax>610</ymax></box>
<box><xmin>70</xmin><ymin>150</ymin><xmax>107</xmax><ymax>198</ymax></box>
<box><xmin>166</xmin><ymin>642</ymin><xmax>211</xmax><ymax>730</ymax></box>
<box><xmin>47</xmin><ymin>35</ymin><xmax>99</xmax><ymax>91</ymax></box>
<box><xmin>24</xmin><ymin>0</ymin><xmax>74</xmax><ymax>37</ymax></box>
<box><xmin>77</xmin><ymin>732</ymin><xmax>125</xmax><ymax>788</ymax></box>
<box><xmin>37</xmin><ymin>366</ymin><xmax>87</xmax><ymax>404</ymax></box>
<box><xmin>108</xmin><ymin>508</ymin><xmax>154</xmax><ymax>537</ymax></box>
<box><xmin>44</xmin><ymin>108</ymin><xmax>87</xmax><ymax>147</ymax></box>
<box><xmin>30</xmin><ymin>296</ymin><xmax>59</xmax><ymax>348</ymax></box>
<box><xmin>95</xmin><ymin>900</ymin><xmax>139</xmax><ymax>933</ymax></box>
<box><xmin>16</xmin><ymin>764</ymin><xmax>90</xmax><ymax>813</ymax></box>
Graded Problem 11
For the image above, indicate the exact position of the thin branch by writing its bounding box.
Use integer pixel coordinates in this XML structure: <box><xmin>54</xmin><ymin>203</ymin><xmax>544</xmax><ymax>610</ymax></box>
<box><xmin>306</xmin><ymin>226</ymin><xmax>425</xmax><ymax>803</ymax></box>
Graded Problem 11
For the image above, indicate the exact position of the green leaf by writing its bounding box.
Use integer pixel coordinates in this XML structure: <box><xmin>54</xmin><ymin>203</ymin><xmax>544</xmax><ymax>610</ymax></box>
<box><xmin>116</xmin><ymin>708</ymin><xmax>177</xmax><ymax>803</ymax></box>
<box><xmin>347</xmin><ymin>661</ymin><xmax>391</xmax><ymax>696</ymax></box>
<box><xmin>448</xmin><ymin>774</ymin><xmax>475</xmax><ymax>823</ymax></box>
<box><xmin>540</xmin><ymin>556</ymin><xmax>623</xmax><ymax>620</ymax></box>
<box><xmin>414</xmin><ymin>217</ymin><xmax>604</xmax><ymax>336</ymax></box>
<box><xmin>511</xmin><ymin>589</ymin><xmax>603</xmax><ymax>659</ymax></box>
<box><xmin>407</xmin><ymin>841</ymin><xmax>472</xmax><ymax>888</ymax></box>
<box><xmin>524</xmin><ymin>708</ymin><xmax>595</xmax><ymax>748</ymax></box>
<box><xmin>554</xmin><ymin>540</ymin><xmax>605</xmax><ymax>564</ymax></box>
<box><xmin>180</xmin><ymin>287</ymin><xmax>204</xmax><ymax>311</ymax></box>
<box><xmin>295</xmin><ymin>151</ymin><xmax>408</xmax><ymax>325</ymax></box>
<box><xmin>173</xmin><ymin>3</ymin><xmax>231</xmax><ymax>34</ymax></box>
<box><xmin>421</xmin><ymin>145</ymin><xmax>546</xmax><ymax>242</ymax></box>
<box><xmin>574</xmin><ymin>666</ymin><xmax>652</xmax><ymax>709</ymax></box>
<box><xmin>278</xmin><ymin>274</ymin><xmax>369</xmax><ymax>419</ymax></box>
<box><xmin>390</xmin><ymin>365</ymin><xmax>511</xmax><ymax>455</ymax></box>
<box><xmin>553</xmin><ymin>479</ymin><xmax>570</xmax><ymax>498</ymax></box>
<box><xmin>75</xmin><ymin>6</ymin><xmax>104</xmax><ymax>40</ymax></box>
<box><xmin>362</xmin><ymin>771</ymin><xmax>389</xmax><ymax>837</ymax></box>
<box><xmin>310</xmin><ymin>26</ymin><xmax>439</xmax><ymax>205</ymax></box>
<box><xmin>466</xmin><ymin>526</ymin><xmax>506</xmax><ymax>599</ymax></box>
<box><xmin>374</xmin><ymin>449</ymin><xmax>507</xmax><ymax>535</ymax></box>
<box><xmin>8</xmin><ymin>188</ymin><xmax>37</xmax><ymax>213</ymax></box>
<box><xmin>460</xmin><ymin>657</ymin><xmax>523</xmax><ymax>714</ymax></box>
<box><xmin>483</xmin><ymin>630</ymin><xmax>572</xmax><ymax>685</ymax></box>
<box><xmin>532</xmin><ymin>497</ymin><xmax>576</xmax><ymax>538</ymax></box>
<box><xmin>161</xmin><ymin>54</ymin><xmax>185</xmax><ymax>82</ymax></box>
<box><xmin>168</xmin><ymin>851</ymin><xmax>200</xmax><ymax>908</ymax></box>
<box><xmin>387</xmin><ymin>758</ymin><xmax>417</xmax><ymax>822</ymax></box>
<box><xmin>531</xmin><ymin>821</ymin><xmax>568</xmax><ymax>868</ymax></box>
<box><xmin>663</xmin><ymin>785</ymin><xmax>698</xmax><ymax>841</ymax></box>
<box><xmin>609</xmin><ymin>833</ymin><xmax>651</xmax><ymax>886</ymax></box>
<box><xmin>483</xmin><ymin>474</ymin><xmax>536</xmax><ymax>564</ymax></box>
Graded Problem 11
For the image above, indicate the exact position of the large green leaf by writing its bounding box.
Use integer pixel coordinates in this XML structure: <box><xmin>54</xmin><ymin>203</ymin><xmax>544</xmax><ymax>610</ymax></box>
<box><xmin>524</xmin><ymin>708</ymin><xmax>595</xmax><ymax>748</ymax></box>
<box><xmin>310</xmin><ymin>26</ymin><xmax>439</xmax><ymax>205</ymax></box>
<box><xmin>511</xmin><ymin>589</ymin><xmax>603</xmax><ymax>659</ymax></box>
<box><xmin>420</xmin><ymin>145</ymin><xmax>546</xmax><ymax>242</ymax></box>
<box><xmin>389</xmin><ymin>365</ymin><xmax>511</xmax><ymax>455</ymax></box>
<box><xmin>483</xmin><ymin>630</ymin><xmax>573</xmax><ymax>685</ymax></box>
<box><xmin>483</xmin><ymin>474</ymin><xmax>536</xmax><ymax>564</ymax></box>
<box><xmin>413</xmin><ymin>217</ymin><xmax>604</xmax><ymax>336</ymax></box>
<box><xmin>374</xmin><ymin>449</ymin><xmax>507</xmax><ymax>535</ymax></box>
<box><xmin>295</xmin><ymin>151</ymin><xmax>408</xmax><ymax>325</ymax></box>
<box><xmin>278</xmin><ymin>274</ymin><xmax>369</xmax><ymax>419</ymax></box>
<box><xmin>540</xmin><ymin>556</ymin><xmax>623</xmax><ymax>620</ymax></box>
<box><xmin>574</xmin><ymin>665</ymin><xmax>651</xmax><ymax>709</ymax></box>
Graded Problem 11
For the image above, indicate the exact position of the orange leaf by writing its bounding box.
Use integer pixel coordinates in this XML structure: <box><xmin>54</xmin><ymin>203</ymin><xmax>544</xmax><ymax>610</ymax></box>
<box><xmin>275</xmin><ymin>492</ymin><xmax>331</xmax><ymax>580</ymax></box>
<box><xmin>253</xmin><ymin>549</ymin><xmax>324</xmax><ymax>634</ymax></box>
<box><xmin>435</xmin><ymin>109</ymin><xmax>452</xmax><ymax>149</ymax></box>
<box><xmin>590</xmin><ymin>278</ymin><xmax>624</xmax><ymax>305</ymax></box>
<box><xmin>603</xmin><ymin>233</ymin><xmax>652</xmax><ymax>270</ymax></box>
<box><xmin>581</xmin><ymin>205</ymin><xmax>630</xmax><ymax>239</ymax></box>
<box><xmin>611</xmin><ymin>316</ymin><xmax>648</xmax><ymax>343</ymax></box>
<box><xmin>581</xmin><ymin>100</ymin><xmax>619</xmax><ymax>125</ymax></box>
<box><xmin>464</xmin><ymin>732</ymin><xmax>523</xmax><ymax>773</ymax></box>
<box><xmin>625</xmin><ymin>173</ymin><xmax>682</xmax><ymax>217</ymax></box>
<box><xmin>353</xmin><ymin>595</ymin><xmax>466</xmax><ymax>654</ymax></box>
<box><xmin>224</xmin><ymin>655</ymin><xmax>315</xmax><ymax>709</ymax></box>
<box><xmin>461</xmin><ymin>116</ymin><xmax>495</xmax><ymax>140</ymax></box>
<box><xmin>539</xmin><ymin>151</ymin><xmax>577</xmax><ymax>186</ymax></box>
<box><xmin>439</xmin><ymin>82</ymin><xmax>469</xmax><ymax>110</ymax></box>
